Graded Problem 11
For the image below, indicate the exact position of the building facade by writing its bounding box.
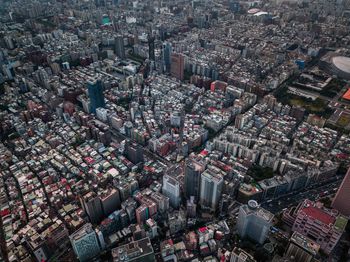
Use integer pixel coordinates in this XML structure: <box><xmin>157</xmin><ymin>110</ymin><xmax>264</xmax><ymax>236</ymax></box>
<box><xmin>162</xmin><ymin>174</ymin><xmax>181</xmax><ymax>208</ymax></box>
<box><xmin>283</xmin><ymin>199</ymin><xmax>347</xmax><ymax>255</ymax></box>
<box><xmin>70</xmin><ymin>223</ymin><xmax>101</xmax><ymax>262</ymax></box>
<box><xmin>199</xmin><ymin>168</ymin><xmax>223</xmax><ymax>211</ymax></box>
<box><xmin>115</xmin><ymin>35</ymin><xmax>126</xmax><ymax>59</ymax></box>
<box><xmin>170</xmin><ymin>53</ymin><xmax>184</xmax><ymax>81</ymax></box>
<box><xmin>332</xmin><ymin>168</ymin><xmax>350</xmax><ymax>216</ymax></box>
<box><xmin>236</xmin><ymin>200</ymin><xmax>273</xmax><ymax>244</ymax></box>
<box><xmin>184</xmin><ymin>159</ymin><xmax>205</xmax><ymax>200</ymax></box>
<box><xmin>87</xmin><ymin>79</ymin><xmax>105</xmax><ymax>113</ymax></box>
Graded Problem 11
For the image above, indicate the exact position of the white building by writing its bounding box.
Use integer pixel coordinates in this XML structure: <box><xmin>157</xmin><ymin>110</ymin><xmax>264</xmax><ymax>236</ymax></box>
<box><xmin>162</xmin><ymin>174</ymin><xmax>181</xmax><ymax>208</ymax></box>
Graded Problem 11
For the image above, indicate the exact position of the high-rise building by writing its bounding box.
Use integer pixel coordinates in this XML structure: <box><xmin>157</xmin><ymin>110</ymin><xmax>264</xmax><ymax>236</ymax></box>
<box><xmin>80</xmin><ymin>192</ymin><xmax>104</xmax><ymax>224</ymax></box>
<box><xmin>125</xmin><ymin>142</ymin><xmax>144</xmax><ymax>164</ymax></box>
<box><xmin>70</xmin><ymin>223</ymin><xmax>101</xmax><ymax>262</ymax></box>
<box><xmin>148</xmin><ymin>35</ymin><xmax>155</xmax><ymax>61</ymax></box>
<box><xmin>332</xmin><ymin>168</ymin><xmax>350</xmax><ymax>216</ymax></box>
<box><xmin>162</xmin><ymin>174</ymin><xmax>181</xmax><ymax>208</ymax></box>
<box><xmin>230</xmin><ymin>247</ymin><xmax>256</xmax><ymax>262</ymax></box>
<box><xmin>87</xmin><ymin>79</ymin><xmax>105</xmax><ymax>113</ymax></box>
<box><xmin>115</xmin><ymin>35</ymin><xmax>125</xmax><ymax>59</ymax></box>
<box><xmin>236</xmin><ymin>200</ymin><xmax>274</xmax><ymax>244</ymax></box>
<box><xmin>111</xmin><ymin>237</ymin><xmax>155</xmax><ymax>262</ymax></box>
<box><xmin>199</xmin><ymin>168</ymin><xmax>224</xmax><ymax>211</ymax></box>
<box><xmin>162</xmin><ymin>42</ymin><xmax>172</xmax><ymax>73</ymax></box>
<box><xmin>170</xmin><ymin>53</ymin><xmax>184</xmax><ymax>81</ymax></box>
<box><xmin>99</xmin><ymin>188</ymin><xmax>121</xmax><ymax>216</ymax></box>
<box><xmin>184</xmin><ymin>159</ymin><xmax>206</xmax><ymax>199</ymax></box>
<box><xmin>285</xmin><ymin>232</ymin><xmax>320</xmax><ymax>262</ymax></box>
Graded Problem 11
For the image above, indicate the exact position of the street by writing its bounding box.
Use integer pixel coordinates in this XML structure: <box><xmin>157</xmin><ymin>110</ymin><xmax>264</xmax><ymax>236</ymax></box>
<box><xmin>262</xmin><ymin>177</ymin><xmax>342</xmax><ymax>214</ymax></box>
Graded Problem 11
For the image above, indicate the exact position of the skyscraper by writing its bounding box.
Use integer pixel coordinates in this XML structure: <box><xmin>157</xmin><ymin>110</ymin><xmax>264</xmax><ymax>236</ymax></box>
<box><xmin>79</xmin><ymin>192</ymin><xmax>104</xmax><ymax>224</ymax></box>
<box><xmin>115</xmin><ymin>35</ymin><xmax>125</xmax><ymax>59</ymax></box>
<box><xmin>148</xmin><ymin>35</ymin><xmax>155</xmax><ymax>61</ymax></box>
<box><xmin>170</xmin><ymin>53</ymin><xmax>184</xmax><ymax>81</ymax></box>
<box><xmin>184</xmin><ymin>159</ymin><xmax>205</xmax><ymax>200</ymax></box>
<box><xmin>332</xmin><ymin>168</ymin><xmax>350</xmax><ymax>216</ymax></box>
<box><xmin>99</xmin><ymin>188</ymin><xmax>121</xmax><ymax>216</ymax></box>
<box><xmin>125</xmin><ymin>142</ymin><xmax>144</xmax><ymax>164</ymax></box>
<box><xmin>162</xmin><ymin>42</ymin><xmax>172</xmax><ymax>73</ymax></box>
<box><xmin>70</xmin><ymin>223</ymin><xmax>101</xmax><ymax>262</ymax></box>
<box><xmin>199</xmin><ymin>168</ymin><xmax>223</xmax><ymax>211</ymax></box>
<box><xmin>87</xmin><ymin>79</ymin><xmax>105</xmax><ymax>113</ymax></box>
<box><xmin>236</xmin><ymin>200</ymin><xmax>274</xmax><ymax>244</ymax></box>
<box><xmin>162</xmin><ymin>174</ymin><xmax>181</xmax><ymax>208</ymax></box>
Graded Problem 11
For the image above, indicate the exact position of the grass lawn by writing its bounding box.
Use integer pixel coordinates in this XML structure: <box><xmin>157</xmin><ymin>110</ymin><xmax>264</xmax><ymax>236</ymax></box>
<box><xmin>247</xmin><ymin>166</ymin><xmax>274</xmax><ymax>182</ymax></box>
<box><xmin>334</xmin><ymin>216</ymin><xmax>348</xmax><ymax>231</ymax></box>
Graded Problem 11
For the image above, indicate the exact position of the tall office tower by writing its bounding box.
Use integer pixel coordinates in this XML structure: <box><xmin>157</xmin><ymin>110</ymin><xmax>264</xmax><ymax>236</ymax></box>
<box><xmin>115</xmin><ymin>35</ymin><xmax>125</xmax><ymax>59</ymax></box>
<box><xmin>162</xmin><ymin>174</ymin><xmax>181</xmax><ymax>208</ymax></box>
<box><xmin>162</xmin><ymin>42</ymin><xmax>172</xmax><ymax>73</ymax></box>
<box><xmin>285</xmin><ymin>232</ymin><xmax>320</xmax><ymax>262</ymax></box>
<box><xmin>99</xmin><ymin>188</ymin><xmax>121</xmax><ymax>216</ymax></box>
<box><xmin>80</xmin><ymin>192</ymin><xmax>104</xmax><ymax>224</ymax></box>
<box><xmin>170</xmin><ymin>53</ymin><xmax>185</xmax><ymax>81</ymax></box>
<box><xmin>70</xmin><ymin>223</ymin><xmax>101</xmax><ymax>262</ymax></box>
<box><xmin>230</xmin><ymin>247</ymin><xmax>256</xmax><ymax>262</ymax></box>
<box><xmin>184</xmin><ymin>159</ymin><xmax>205</xmax><ymax>199</ymax></box>
<box><xmin>111</xmin><ymin>237</ymin><xmax>155</xmax><ymax>261</ymax></box>
<box><xmin>148</xmin><ymin>35</ymin><xmax>155</xmax><ymax>61</ymax></box>
<box><xmin>236</xmin><ymin>200</ymin><xmax>274</xmax><ymax>244</ymax></box>
<box><xmin>332</xmin><ymin>168</ymin><xmax>350</xmax><ymax>216</ymax></box>
<box><xmin>199</xmin><ymin>168</ymin><xmax>224</xmax><ymax>211</ymax></box>
<box><xmin>125</xmin><ymin>142</ymin><xmax>144</xmax><ymax>164</ymax></box>
<box><xmin>87</xmin><ymin>79</ymin><xmax>105</xmax><ymax>113</ymax></box>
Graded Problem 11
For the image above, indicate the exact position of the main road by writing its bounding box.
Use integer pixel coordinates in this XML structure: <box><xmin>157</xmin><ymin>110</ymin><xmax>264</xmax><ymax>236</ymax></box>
<box><xmin>261</xmin><ymin>176</ymin><xmax>343</xmax><ymax>214</ymax></box>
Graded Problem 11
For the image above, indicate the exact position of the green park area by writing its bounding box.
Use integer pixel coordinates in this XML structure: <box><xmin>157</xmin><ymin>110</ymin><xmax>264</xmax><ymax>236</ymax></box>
<box><xmin>288</xmin><ymin>95</ymin><xmax>333</xmax><ymax>118</ymax></box>
<box><xmin>247</xmin><ymin>166</ymin><xmax>274</xmax><ymax>182</ymax></box>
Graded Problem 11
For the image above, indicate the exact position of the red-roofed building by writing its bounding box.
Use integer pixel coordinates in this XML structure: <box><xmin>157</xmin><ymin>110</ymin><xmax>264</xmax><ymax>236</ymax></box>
<box><xmin>342</xmin><ymin>88</ymin><xmax>350</xmax><ymax>101</ymax></box>
<box><xmin>300</xmin><ymin>205</ymin><xmax>335</xmax><ymax>225</ymax></box>
<box><xmin>283</xmin><ymin>199</ymin><xmax>345</xmax><ymax>255</ymax></box>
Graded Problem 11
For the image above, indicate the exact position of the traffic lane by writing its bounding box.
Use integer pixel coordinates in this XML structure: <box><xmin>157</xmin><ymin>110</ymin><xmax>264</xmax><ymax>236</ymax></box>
<box><xmin>262</xmin><ymin>180</ymin><xmax>341</xmax><ymax>213</ymax></box>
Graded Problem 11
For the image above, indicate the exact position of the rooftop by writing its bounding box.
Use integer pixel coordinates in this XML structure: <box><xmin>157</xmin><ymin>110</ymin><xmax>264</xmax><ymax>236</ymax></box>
<box><xmin>332</xmin><ymin>56</ymin><xmax>350</xmax><ymax>74</ymax></box>
<box><xmin>300</xmin><ymin>200</ymin><xmax>336</xmax><ymax>225</ymax></box>
<box><xmin>334</xmin><ymin>216</ymin><xmax>348</xmax><ymax>232</ymax></box>
<box><xmin>290</xmin><ymin>231</ymin><xmax>320</xmax><ymax>255</ymax></box>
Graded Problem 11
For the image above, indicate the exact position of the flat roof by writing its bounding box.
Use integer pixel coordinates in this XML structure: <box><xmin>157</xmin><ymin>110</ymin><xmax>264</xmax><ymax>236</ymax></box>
<box><xmin>334</xmin><ymin>216</ymin><xmax>348</xmax><ymax>232</ymax></box>
<box><xmin>290</xmin><ymin>232</ymin><xmax>320</xmax><ymax>255</ymax></box>
<box><xmin>300</xmin><ymin>205</ymin><xmax>335</xmax><ymax>225</ymax></box>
